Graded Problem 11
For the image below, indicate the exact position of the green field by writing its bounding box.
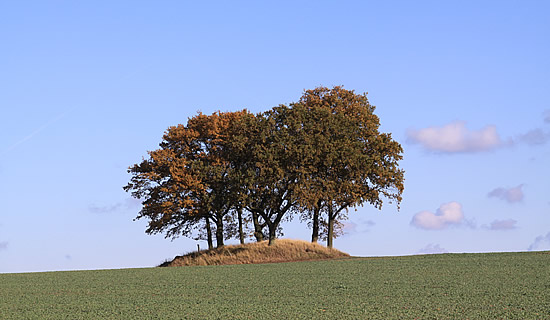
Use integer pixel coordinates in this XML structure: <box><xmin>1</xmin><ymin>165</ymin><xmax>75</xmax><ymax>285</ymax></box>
<box><xmin>1</xmin><ymin>251</ymin><xmax>549</xmax><ymax>319</ymax></box>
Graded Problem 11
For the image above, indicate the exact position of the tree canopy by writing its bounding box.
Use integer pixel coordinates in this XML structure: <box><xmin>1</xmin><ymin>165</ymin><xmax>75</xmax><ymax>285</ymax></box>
<box><xmin>124</xmin><ymin>86</ymin><xmax>404</xmax><ymax>248</ymax></box>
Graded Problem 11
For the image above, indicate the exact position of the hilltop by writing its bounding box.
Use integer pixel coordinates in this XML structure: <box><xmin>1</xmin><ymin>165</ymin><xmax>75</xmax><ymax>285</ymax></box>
<box><xmin>159</xmin><ymin>239</ymin><xmax>350</xmax><ymax>267</ymax></box>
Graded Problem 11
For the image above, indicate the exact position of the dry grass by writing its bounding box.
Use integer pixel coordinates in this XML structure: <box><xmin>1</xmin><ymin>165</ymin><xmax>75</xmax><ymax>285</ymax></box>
<box><xmin>159</xmin><ymin>239</ymin><xmax>350</xmax><ymax>267</ymax></box>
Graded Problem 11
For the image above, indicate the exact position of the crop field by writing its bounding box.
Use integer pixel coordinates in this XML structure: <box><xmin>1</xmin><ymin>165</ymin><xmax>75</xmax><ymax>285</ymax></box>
<box><xmin>1</xmin><ymin>251</ymin><xmax>549</xmax><ymax>319</ymax></box>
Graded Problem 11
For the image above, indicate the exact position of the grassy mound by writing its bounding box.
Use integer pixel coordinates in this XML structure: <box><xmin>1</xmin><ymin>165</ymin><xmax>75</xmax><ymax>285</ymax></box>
<box><xmin>159</xmin><ymin>239</ymin><xmax>350</xmax><ymax>267</ymax></box>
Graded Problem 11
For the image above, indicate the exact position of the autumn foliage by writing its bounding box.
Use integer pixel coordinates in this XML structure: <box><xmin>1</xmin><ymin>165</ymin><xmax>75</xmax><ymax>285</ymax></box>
<box><xmin>124</xmin><ymin>86</ymin><xmax>404</xmax><ymax>248</ymax></box>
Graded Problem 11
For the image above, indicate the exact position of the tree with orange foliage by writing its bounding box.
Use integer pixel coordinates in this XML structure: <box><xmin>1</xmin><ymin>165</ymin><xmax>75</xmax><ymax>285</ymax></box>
<box><xmin>124</xmin><ymin>110</ymin><xmax>252</xmax><ymax>249</ymax></box>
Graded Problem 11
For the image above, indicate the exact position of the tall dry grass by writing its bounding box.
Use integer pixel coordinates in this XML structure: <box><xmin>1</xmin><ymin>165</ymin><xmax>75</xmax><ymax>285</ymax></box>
<box><xmin>160</xmin><ymin>239</ymin><xmax>350</xmax><ymax>267</ymax></box>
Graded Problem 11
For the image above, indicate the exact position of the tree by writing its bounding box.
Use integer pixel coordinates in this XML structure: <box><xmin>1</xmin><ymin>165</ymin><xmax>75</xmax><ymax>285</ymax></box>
<box><xmin>292</xmin><ymin>86</ymin><xmax>404</xmax><ymax>248</ymax></box>
<box><xmin>123</xmin><ymin>140</ymin><xmax>206</xmax><ymax>243</ymax></box>
<box><xmin>125</xmin><ymin>86</ymin><xmax>404</xmax><ymax>250</ymax></box>
<box><xmin>227</xmin><ymin>106</ymin><xmax>302</xmax><ymax>245</ymax></box>
<box><xmin>124</xmin><ymin>110</ymin><xmax>251</xmax><ymax>248</ymax></box>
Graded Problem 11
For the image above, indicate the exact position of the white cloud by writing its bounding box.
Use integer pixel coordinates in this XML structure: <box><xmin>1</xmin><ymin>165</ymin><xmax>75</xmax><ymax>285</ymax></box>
<box><xmin>0</xmin><ymin>241</ymin><xmax>8</xmax><ymax>251</ymax></box>
<box><xmin>528</xmin><ymin>232</ymin><xmax>550</xmax><ymax>251</ymax></box>
<box><xmin>417</xmin><ymin>243</ymin><xmax>448</xmax><ymax>254</ymax></box>
<box><xmin>486</xmin><ymin>219</ymin><xmax>518</xmax><ymax>230</ymax></box>
<box><xmin>544</xmin><ymin>110</ymin><xmax>550</xmax><ymax>124</ymax></box>
<box><xmin>411</xmin><ymin>201</ymin><xmax>466</xmax><ymax>230</ymax></box>
<box><xmin>407</xmin><ymin>121</ymin><xmax>503</xmax><ymax>153</ymax></box>
<box><xmin>488</xmin><ymin>185</ymin><xmax>524</xmax><ymax>203</ymax></box>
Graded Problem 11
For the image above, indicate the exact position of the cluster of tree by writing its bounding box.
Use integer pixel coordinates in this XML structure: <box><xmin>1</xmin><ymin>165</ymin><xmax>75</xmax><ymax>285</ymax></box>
<box><xmin>124</xmin><ymin>86</ymin><xmax>404</xmax><ymax>249</ymax></box>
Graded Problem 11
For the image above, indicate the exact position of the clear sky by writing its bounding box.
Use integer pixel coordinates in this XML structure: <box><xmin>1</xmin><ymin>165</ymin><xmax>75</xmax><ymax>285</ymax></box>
<box><xmin>1</xmin><ymin>1</ymin><xmax>549</xmax><ymax>273</ymax></box>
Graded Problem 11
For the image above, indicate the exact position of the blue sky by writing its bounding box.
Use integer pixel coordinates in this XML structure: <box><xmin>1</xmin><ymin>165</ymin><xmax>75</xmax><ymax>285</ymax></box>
<box><xmin>1</xmin><ymin>1</ymin><xmax>549</xmax><ymax>273</ymax></box>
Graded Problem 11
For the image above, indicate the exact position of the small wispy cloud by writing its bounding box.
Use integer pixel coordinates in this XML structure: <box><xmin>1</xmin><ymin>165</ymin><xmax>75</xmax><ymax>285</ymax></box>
<box><xmin>417</xmin><ymin>243</ymin><xmax>448</xmax><ymax>254</ymax></box>
<box><xmin>510</xmin><ymin>111</ymin><xmax>550</xmax><ymax>146</ymax></box>
<box><xmin>411</xmin><ymin>202</ymin><xmax>471</xmax><ymax>230</ymax></box>
<box><xmin>528</xmin><ymin>232</ymin><xmax>550</xmax><ymax>251</ymax></box>
<box><xmin>407</xmin><ymin>121</ymin><xmax>504</xmax><ymax>153</ymax></box>
<box><xmin>516</xmin><ymin>129</ymin><xmax>550</xmax><ymax>146</ymax></box>
<box><xmin>488</xmin><ymin>185</ymin><xmax>524</xmax><ymax>203</ymax></box>
<box><xmin>484</xmin><ymin>219</ymin><xmax>518</xmax><ymax>230</ymax></box>
<box><xmin>0</xmin><ymin>241</ymin><xmax>8</xmax><ymax>251</ymax></box>
<box><xmin>89</xmin><ymin>203</ymin><xmax>123</xmax><ymax>214</ymax></box>
<box><xmin>342</xmin><ymin>222</ymin><xmax>357</xmax><ymax>234</ymax></box>
<box><xmin>365</xmin><ymin>220</ymin><xmax>376</xmax><ymax>227</ymax></box>
<box><xmin>342</xmin><ymin>219</ymin><xmax>375</xmax><ymax>235</ymax></box>
<box><xmin>89</xmin><ymin>198</ymin><xmax>141</xmax><ymax>214</ymax></box>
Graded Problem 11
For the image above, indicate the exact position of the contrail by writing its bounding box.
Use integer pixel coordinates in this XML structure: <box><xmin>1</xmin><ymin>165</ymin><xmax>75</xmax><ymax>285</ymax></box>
<box><xmin>2</xmin><ymin>63</ymin><xmax>155</xmax><ymax>156</ymax></box>
<box><xmin>2</xmin><ymin>112</ymin><xmax>67</xmax><ymax>155</ymax></box>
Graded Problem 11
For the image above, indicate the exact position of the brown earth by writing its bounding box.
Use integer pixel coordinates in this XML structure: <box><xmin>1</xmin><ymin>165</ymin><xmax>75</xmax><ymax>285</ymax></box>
<box><xmin>159</xmin><ymin>239</ymin><xmax>350</xmax><ymax>267</ymax></box>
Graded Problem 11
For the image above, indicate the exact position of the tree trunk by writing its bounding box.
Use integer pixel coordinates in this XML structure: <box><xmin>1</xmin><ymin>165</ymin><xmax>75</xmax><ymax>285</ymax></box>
<box><xmin>327</xmin><ymin>207</ymin><xmax>334</xmax><ymax>248</ymax></box>
<box><xmin>205</xmin><ymin>217</ymin><xmax>213</xmax><ymax>250</ymax></box>
<box><xmin>268</xmin><ymin>224</ymin><xmax>277</xmax><ymax>246</ymax></box>
<box><xmin>252</xmin><ymin>211</ymin><xmax>264</xmax><ymax>242</ymax></box>
<box><xmin>311</xmin><ymin>202</ymin><xmax>321</xmax><ymax>243</ymax></box>
<box><xmin>215</xmin><ymin>217</ymin><xmax>224</xmax><ymax>248</ymax></box>
<box><xmin>266</xmin><ymin>211</ymin><xmax>286</xmax><ymax>246</ymax></box>
<box><xmin>238</xmin><ymin>207</ymin><xmax>245</xmax><ymax>245</ymax></box>
<box><xmin>327</xmin><ymin>218</ymin><xmax>334</xmax><ymax>248</ymax></box>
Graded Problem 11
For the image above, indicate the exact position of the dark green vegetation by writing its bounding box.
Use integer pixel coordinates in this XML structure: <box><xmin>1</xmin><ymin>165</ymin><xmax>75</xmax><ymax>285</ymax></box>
<box><xmin>1</xmin><ymin>251</ymin><xmax>549</xmax><ymax>319</ymax></box>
